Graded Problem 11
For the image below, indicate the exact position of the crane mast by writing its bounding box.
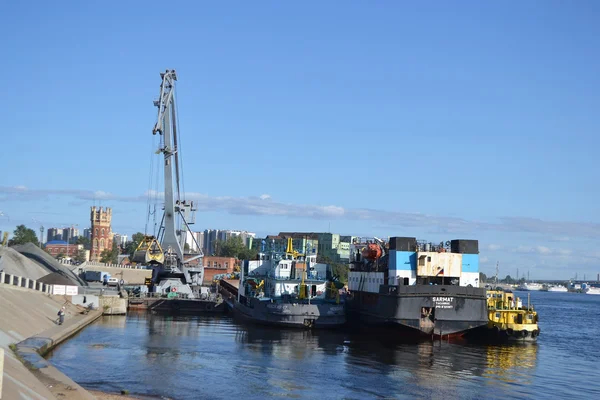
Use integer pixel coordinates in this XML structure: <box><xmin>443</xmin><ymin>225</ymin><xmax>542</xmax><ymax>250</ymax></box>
<box><xmin>152</xmin><ymin>69</ymin><xmax>204</xmax><ymax>292</ymax></box>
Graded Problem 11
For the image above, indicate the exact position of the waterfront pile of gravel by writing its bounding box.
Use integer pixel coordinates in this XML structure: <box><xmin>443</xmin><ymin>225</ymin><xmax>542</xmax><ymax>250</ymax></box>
<box><xmin>11</xmin><ymin>243</ymin><xmax>88</xmax><ymax>286</ymax></box>
<box><xmin>37</xmin><ymin>272</ymin><xmax>79</xmax><ymax>286</ymax></box>
<box><xmin>0</xmin><ymin>247</ymin><xmax>49</xmax><ymax>281</ymax></box>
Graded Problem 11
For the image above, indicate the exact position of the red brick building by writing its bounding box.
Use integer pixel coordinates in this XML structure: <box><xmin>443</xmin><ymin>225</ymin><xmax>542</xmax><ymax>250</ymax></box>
<box><xmin>90</xmin><ymin>206</ymin><xmax>112</xmax><ymax>261</ymax></box>
<box><xmin>202</xmin><ymin>256</ymin><xmax>236</xmax><ymax>283</ymax></box>
<box><xmin>45</xmin><ymin>241</ymin><xmax>83</xmax><ymax>258</ymax></box>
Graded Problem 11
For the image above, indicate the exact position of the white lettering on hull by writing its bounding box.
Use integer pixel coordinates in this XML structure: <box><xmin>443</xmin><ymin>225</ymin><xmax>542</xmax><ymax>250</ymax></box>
<box><xmin>432</xmin><ymin>297</ymin><xmax>454</xmax><ymax>309</ymax></box>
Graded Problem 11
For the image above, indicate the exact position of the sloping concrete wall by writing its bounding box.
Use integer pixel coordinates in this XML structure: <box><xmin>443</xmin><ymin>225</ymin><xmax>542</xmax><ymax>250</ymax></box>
<box><xmin>0</xmin><ymin>286</ymin><xmax>98</xmax><ymax>399</ymax></box>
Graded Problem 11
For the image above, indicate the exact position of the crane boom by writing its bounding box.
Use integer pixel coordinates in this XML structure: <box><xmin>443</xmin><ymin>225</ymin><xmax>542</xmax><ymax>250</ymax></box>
<box><xmin>150</xmin><ymin>69</ymin><xmax>204</xmax><ymax>293</ymax></box>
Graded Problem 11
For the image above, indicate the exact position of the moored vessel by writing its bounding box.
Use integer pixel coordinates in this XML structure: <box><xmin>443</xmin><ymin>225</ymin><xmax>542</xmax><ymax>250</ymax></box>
<box><xmin>234</xmin><ymin>238</ymin><xmax>345</xmax><ymax>328</ymax></box>
<box><xmin>517</xmin><ymin>282</ymin><xmax>544</xmax><ymax>291</ymax></box>
<box><xmin>485</xmin><ymin>289</ymin><xmax>540</xmax><ymax>341</ymax></box>
<box><xmin>586</xmin><ymin>286</ymin><xmax>600</xmax><ymax>295</ymax></box>
<box><xmin>547</xmin><ymin>285</ymin><xmax>568</xmax><ymax>292</ymax></box>
<box><xmin>346</xmin><ymin>237</ymin><xmax>488</xmax><ymax>339</ymax></box>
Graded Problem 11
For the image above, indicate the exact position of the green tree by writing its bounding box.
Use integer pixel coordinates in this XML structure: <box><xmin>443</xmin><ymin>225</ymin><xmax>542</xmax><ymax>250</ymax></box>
<box><xmin>330</xmin><ymin>262</ymin><xmax>348</xmax><ymax>284</ymax></box>
<box><xmin>56</xmin><ymin>252</ymin><xmax>66</xmax><ymax>259</ymax></box>
<box><xmin>74</xmin><ymin>249</ymin><xmax>87</xmax><ymax>263</ymax></box>
<box><xmin>184</xmin><ymin>243</ymin><xmax>190</xmax><ymax>252</ymax></box>
<box><xmin>123</xmin><ymin>232</ymin><xmax>145</xmax><ymax>258</ymax></box>
<box><xmin>76</xmin><ymin>236</ymin><xmax>91</xmax><ymax>250</ymax></box>
<box><xmin>8</xmin><ymin>225</ymin><xmax>39</xmax><ymax>247</ymax></box>
<box><xmin>479</xmin><ymin>272</ymin><xmax>487</xmax><ymax>283</ymax></box>
<box><xmin>215</xmin><ymin>236</ymin><xmax>257</xmax><ymax>260</ymax></box>
<box><xmin>100</xmin><ymin>247</ymin><xmax>119</xmax><ymax>264</ymax></box>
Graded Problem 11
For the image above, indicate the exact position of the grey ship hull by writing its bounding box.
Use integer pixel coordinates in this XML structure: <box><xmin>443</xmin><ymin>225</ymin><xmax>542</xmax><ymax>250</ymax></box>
<box><xmin>347</xmin><ymin>284</ymin><xmax>488</xmax><ymax>337</ymax></box>
<box><xmin>234</xmin><ymin>296</ymin><xmax>346</xmax><ymax>328</ymax></box>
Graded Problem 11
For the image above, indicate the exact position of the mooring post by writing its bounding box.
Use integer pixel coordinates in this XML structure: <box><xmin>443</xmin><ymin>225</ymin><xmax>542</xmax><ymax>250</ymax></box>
<box><xmin>0</xmin><ymin>347</ymin><xmax>4</xmax><ymax>399</ymax></box>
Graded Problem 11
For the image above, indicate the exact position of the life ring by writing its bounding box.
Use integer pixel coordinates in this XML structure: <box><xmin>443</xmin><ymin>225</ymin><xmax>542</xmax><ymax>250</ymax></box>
<box><xmin>171</xmin><ymin>287</ymin><xmax>177</xmax><ymax>293</ymax></box>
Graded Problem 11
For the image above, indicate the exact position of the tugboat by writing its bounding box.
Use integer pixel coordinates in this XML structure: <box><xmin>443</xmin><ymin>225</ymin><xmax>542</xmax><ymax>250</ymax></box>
<box><xmin>234</xmin><ymin>238</ymin><xmax>345</xmax><ymax>328</ymax></box>
<box><xmin>485</xmin><ymin>289</ymin><xmax>540</xmax><ymax>341</ymax></box>
<box><xmin>346</xmin><ymin>237</ymin><xmax>488</xmax><ymax>338</ymax></box>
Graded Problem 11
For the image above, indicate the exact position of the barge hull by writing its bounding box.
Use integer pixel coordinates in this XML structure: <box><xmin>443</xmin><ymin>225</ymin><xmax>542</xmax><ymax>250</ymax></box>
<box><xmin>233</xmin><ymin>297</ymin><xmax>346</xmax><ymax>329</ymax></box>
<box><xmin>347</xmin><ymin>284</ymin><xmax>488</xmax><ymax>337</ymax></box>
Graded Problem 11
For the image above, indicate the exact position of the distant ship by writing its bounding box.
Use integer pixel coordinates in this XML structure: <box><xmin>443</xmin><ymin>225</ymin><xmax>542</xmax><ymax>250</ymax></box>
<box><xmin>547</xmin><ymin>285</ymin><xmax>568</xmax><ymax>293</ymax></box>
<box><xmin>234</xmin><ymin>238</ymin><xmax>346</xmax><ymax>328</ymax></box>
<box><xmin>586</xmin><ymin>287</ymin><xmax>600</xmax><ymax>295</ymax></box>
<box><xmin>346</xmin><ymin>237</ymin><xmax>488</xmax><ymax>338</ymax></box>
<box><xmin>517</xmin><ymin>282</ymin><xmax>544</xmax><ymax>291</ymax></box>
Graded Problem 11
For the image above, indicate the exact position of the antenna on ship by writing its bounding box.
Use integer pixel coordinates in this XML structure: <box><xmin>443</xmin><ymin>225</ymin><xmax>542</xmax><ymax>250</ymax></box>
<box><xmin>495</xmin><ymin>261</ymin><xmax>499</xmax><ymax>286</ymax></box>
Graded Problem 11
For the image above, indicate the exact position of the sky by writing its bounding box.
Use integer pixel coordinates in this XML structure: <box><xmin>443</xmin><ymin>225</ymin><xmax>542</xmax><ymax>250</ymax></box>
<box><xmin>1</xmin><ymin>1</ymin><xmax>599</xmax><ymax>280</ymax></box>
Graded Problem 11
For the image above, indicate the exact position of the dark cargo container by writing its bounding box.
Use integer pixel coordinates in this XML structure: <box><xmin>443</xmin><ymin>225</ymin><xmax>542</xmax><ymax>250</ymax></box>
<box><xmin>389</xmin><ymin>237</ymin><xmax>417</xmax><ymax>251</ymax></box>
<box><xmin>450</xmin><ymin>239</ymin><xmax>479</xmax><ymax>254</ymax></box>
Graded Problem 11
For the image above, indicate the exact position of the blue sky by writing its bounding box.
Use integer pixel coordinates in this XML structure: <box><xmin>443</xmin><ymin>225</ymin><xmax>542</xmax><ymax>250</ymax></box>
<box><xmin>1</xmin><ymin>1</ymin><xmax>599</xmax><ymax>279</ymax></box>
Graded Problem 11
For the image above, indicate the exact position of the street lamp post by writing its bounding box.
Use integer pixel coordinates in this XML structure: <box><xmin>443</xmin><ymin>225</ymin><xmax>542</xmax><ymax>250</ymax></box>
<box><xmin>40</xmin><ymin>226</ymin><xmax>44</xmax><ymax>249</ymax></box>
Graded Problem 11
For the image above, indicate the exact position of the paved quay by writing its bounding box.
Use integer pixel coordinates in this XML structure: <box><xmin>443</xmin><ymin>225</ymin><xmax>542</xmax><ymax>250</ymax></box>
<box><xmin>0</xmin><ymin>284</ymin><xmax>134</xmax><ymax>399</ymax></box>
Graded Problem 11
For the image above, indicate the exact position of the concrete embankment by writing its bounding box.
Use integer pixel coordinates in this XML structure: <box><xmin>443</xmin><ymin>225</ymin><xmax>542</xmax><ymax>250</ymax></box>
<box><xmin>0</xmin><ymin>284</ymin><xmax>105</xmax><ymax>399</ymax></box>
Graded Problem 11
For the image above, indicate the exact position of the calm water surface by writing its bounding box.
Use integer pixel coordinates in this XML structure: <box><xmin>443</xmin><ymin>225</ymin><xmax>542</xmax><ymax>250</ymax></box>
<box><xmin>48</xmin><ymin>292</ymin><xmax>600</xmax><ymax>399</ymax></box>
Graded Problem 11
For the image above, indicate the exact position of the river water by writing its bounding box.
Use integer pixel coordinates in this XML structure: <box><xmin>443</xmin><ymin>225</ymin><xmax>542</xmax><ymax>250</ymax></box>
<box><xmin>48</xmin><ymin>291</ymin><xmax>600</xmax><ymax>399</ymax></box>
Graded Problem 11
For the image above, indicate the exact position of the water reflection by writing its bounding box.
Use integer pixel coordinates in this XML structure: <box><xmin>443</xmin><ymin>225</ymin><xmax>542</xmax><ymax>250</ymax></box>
<box><xmin>484</xmin><ymin>343</ymin><xmax>539</xmax><ymax>384</ymax></box>
<box><xmin>48</xmin><ymin>313</ymin><xmax>546</xmax><ymax>400</ymax></box>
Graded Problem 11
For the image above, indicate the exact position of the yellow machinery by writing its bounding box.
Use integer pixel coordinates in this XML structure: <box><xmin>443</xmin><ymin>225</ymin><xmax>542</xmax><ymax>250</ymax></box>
<box><xmin>1</xmin><ymin>232</ymin><xmax>8</xmax><ymax>246</ymax></box>
<box><xmin>298</xmin><ymin>269</ymin><xmax>308</xmax><ymax>300</ymax></box>
<box><xmin>327</xmin><ymin>281</ymin><xmax>340</xmax><ymax>304</ymax></box>
<box><xmin>132</xmin><ymin>235</ymin><xmax>165</xmax><ymax>264</ymax></box>
<box><xmin>285</xmin><ymin>237</ymin><xmax>302</xmax><ymax>258</ymax></box>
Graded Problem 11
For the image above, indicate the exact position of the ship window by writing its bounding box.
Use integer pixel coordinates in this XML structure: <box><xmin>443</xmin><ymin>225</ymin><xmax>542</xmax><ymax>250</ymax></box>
<box><xmin>495</xmin><ymin>312</ymin><xmax>501</xmax><ymax>318</ymax></box>
<box><xmin>427</xmin><ymin>256</ymin><xmax>431</xmax><ymax>262</ymax></box>
<box><xmin>419</xmin><ymin>256</ymin><xmax>425</xmax><ymax>266</ymax></box>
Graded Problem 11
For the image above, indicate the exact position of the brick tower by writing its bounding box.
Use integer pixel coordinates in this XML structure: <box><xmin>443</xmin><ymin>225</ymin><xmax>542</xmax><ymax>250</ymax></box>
<box><xmin>90</xmin><ymin>206</ymin><xmax>113</xmax><ymax>261</ymax></box>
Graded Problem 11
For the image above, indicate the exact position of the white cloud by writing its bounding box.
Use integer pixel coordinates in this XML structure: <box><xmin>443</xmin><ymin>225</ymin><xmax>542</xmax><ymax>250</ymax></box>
<box><xmin>513</xmin><ymin>245</ymin><xmax>570</xmax><ymax>257</ymax></box>
<box><xmin>480</xmin><ymin>256</ymin><xmax>489</xmax><ymax>263</ymax></box>
<box><xmin>1</xmin><ymin>185</ymin><xmax>599</xmax><ymax>239</ymax></box>
<box><xmin>484</xmin><ymin>244</ymin><xmax>503</xmax><ymax>251</ymax></box>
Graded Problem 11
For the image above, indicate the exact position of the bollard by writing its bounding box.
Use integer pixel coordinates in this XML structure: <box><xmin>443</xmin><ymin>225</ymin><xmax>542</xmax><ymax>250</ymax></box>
<box><xmin>0</xmin><ymin>272</ymin><xmax>4</xmax><ymax>285</ymax></box>
<box><xmin>0</xmin><ymin>347</ymin><xmax>4</xmax><ymax>398</ymax></box>
<box><xmin>24</xmin><ymin>278</ymin><xmax>29</xmax><ymax>289</ymax></box>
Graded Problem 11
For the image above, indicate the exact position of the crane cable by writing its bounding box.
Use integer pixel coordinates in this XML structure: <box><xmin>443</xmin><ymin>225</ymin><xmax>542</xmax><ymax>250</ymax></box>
<box><xmin>174</xmin><ymin>87</ymin><xmax>186</xmax><ymax>202</ymax></box>
<box><xmin>173</xmin><ymin>85</ymin><xmax>185</xmax><ymax>237</ymax></box>
<box><xmin>145</xmin><ymin>131</ymin><xmax>157</xmax><ymax>236</ymax></box>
